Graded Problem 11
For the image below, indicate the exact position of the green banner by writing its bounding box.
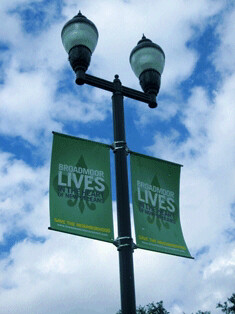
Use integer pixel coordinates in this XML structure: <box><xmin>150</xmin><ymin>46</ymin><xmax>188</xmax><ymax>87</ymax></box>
<box><xmin>49</xmin><ymin>132</ymin><xmax>114</xmax><ymax>243</ymax></box>
<box><xmin>130</xmin><ymin>152</ymin><xmax>192</xmax><ymax>258</ymax></box>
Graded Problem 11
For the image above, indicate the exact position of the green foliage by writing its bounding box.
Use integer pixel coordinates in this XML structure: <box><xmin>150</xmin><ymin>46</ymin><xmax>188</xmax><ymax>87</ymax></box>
<box><xmin>216</xmin><ymin>293</ymin><xmax>235</xmax><ymax>313</ymax></box>
<box><xmin>116</xmin><ymin>293</ymin><xmax>235</xmax><ymax>314</ymax></box>
<box><xmin>117</xmin><ymin>301</ymin><xmax>169</xmax><ymax>314</ymax></box>
<box><xmin>138</xmin><ymin>301</ymin><xmax>169</xmax><ymax>314</ymax></box>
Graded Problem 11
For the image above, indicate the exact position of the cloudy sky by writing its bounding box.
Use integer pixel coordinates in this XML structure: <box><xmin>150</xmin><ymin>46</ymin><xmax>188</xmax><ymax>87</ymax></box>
<box><xmin>0</xmin><ymin>0</ymin><xmax>235</xmax><ymax>313</ymax></box>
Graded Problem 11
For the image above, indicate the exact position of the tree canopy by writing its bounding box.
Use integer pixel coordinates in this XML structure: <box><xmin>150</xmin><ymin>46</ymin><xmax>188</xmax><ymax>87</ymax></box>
<box><xmin>116</xmin><ymin>293</ymin><xmax>235</xmax><ymax>314</ymax></box>
<box><xmin>216</xmin><ymin>293</ymin><xmax>235</xmax><ymax>313</ymax></box>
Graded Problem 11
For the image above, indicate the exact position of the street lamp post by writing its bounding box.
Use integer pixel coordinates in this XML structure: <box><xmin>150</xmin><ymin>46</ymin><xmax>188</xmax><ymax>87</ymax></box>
<box><xmin>61</xmin><ymin>11</ymin><xmax>165</xmax><ymax>314</ymax></box>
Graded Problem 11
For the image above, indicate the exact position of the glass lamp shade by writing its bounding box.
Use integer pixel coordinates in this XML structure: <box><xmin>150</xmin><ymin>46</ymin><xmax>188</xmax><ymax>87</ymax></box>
<box><xmin>130</xmin><ymin>35</ymin><xmax>165</xmax><ymax>78</ymax></box>
<box><xmin>61</xmin><ymin>11</ymin><xmax>98</xmax><ymax>54</ymax></box>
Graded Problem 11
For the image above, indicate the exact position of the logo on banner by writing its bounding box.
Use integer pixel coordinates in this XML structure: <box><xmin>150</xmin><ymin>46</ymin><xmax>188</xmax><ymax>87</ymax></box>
<box><xmin>135</xmin><ymin>173</ymin><xmax>179</xmax><ymax>230</ymax></box>
<box><xmin>53</xmin><ymin>156</ymin><xmax>110</xmax><ymax>213</ymax></box>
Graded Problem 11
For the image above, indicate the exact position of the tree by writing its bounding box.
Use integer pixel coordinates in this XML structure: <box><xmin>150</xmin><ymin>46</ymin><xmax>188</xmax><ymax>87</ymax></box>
<box><xmin>116</xmin><ymin>293</ymin><xmax>235</xmax><ymax>313</ymax></box>
<box><xmin>141</xmin><ymin>301</ymin><xmax>170</xmax><ymax>314</ymax></box>
<box><xmin>216</xmin><ymin>293</ymin><xmax>235</xmax><ymax>313</ymax></box>
<box><xmin>117</xmin><ymin>301</ymin><xmax>169</xmax><ymax>314</ymax></box>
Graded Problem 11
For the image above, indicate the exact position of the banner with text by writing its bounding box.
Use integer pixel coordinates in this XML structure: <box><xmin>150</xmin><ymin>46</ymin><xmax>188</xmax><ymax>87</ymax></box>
<box><xmin>130</xmin><ymin>152</ymin><xmax>192</xmax><ymax>258</ymax></box>
<box><xmin>49</xmin><ymin>132</ymin><xmax>114</xmax><ymax>243</ymax></box>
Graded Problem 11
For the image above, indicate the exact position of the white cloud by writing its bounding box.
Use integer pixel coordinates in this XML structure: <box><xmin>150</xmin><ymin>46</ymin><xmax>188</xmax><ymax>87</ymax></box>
<box><xmin>0</xmin><ymin>0</ymin><xmax>225</xmax><ymax>144</ymax></box>
<box><xmin>60</xmin><ymin>0</ymin><xmax>223</xmax><ymax>92</ymax></box>
<box><xmin>0</xmin><ymin>233</ymin><xmax>120</xmax><ymax>314</ymax></box>
<box><xmin>0</xmin><ymin>152</ymin><xmax>49</xmax><ymax>240</ymax></box>
<box><xmin>0</xmin><ymin>64</ymin><xmax>62</xmax><ymax>144</ymax></box>
<box><xmin>212</xmin><ymin>5</ymin><xmax>235</xmax><ymax>75</ymax></box>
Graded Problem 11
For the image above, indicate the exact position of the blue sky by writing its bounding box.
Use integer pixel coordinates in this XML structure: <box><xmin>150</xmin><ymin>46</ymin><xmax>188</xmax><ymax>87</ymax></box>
<box><xmin>0</xmin><ymin>0</ymin><xmax>235</xmax><ymax>313</ymax></box>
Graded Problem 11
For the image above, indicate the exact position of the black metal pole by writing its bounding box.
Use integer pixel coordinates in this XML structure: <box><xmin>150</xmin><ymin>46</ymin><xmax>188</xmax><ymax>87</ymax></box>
<box><xmin>76</xmin><ymin>70</ymin><xmax>155</xmax><ymax>314</ymax></box>
<box><xmin>112</xmin><ymin>75</ymin><xmax>136</xmax><ymax>314</ymax></box>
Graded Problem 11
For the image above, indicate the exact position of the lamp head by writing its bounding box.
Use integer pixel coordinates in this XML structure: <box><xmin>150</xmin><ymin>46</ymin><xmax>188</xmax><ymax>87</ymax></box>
<box><xmin>130</xmin><ymin>35</ymin><xmax>165</xmax><ymax>107</ymax></box>
<box><xmin>61</xmin><ymin>11</ymin><xmax>98</xmax><ymax>79</ymax></box>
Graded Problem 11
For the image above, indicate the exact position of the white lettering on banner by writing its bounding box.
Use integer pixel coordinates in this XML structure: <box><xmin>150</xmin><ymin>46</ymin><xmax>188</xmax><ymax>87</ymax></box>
<box><xmin>159</xmin><ymin>195</ymin><xmax>166</xmax><ymax>211</ymax></box>
<box><xmin>57</xmin><ymin>164</ymin><xmax>106</xmax><ymax>192</ymax></box>
<box><xmin>137</xmin><ymin>180</ymin><xmax>174</xmax><ymax>197</ymax></box>
<box><xmin>58</xmin><ymin>171</ymin><xmax>66</xmax><ymax>186</ymax></box>
<box><xmin>148</xmin><ymin>190</ymin><xmax>158</xmax><ymax>207</ymax></box>
<box><xmin>137</xmin><ymin>185</ymin><xmax>176</xmax><ymax>213</ymax></box>
<box><xmin>94</xmin><ymin>177</ymin><xmax>105</xmax><ymax>192</ymax></box>
<box><xmin>72</xmin><ymin>173</ymin><xmax>84</xmax><ymax>189</ymax></box>
<box><xmin>166</xmin><ymin>198</ymin><xmax>175</xmax><ymax>212</ymax></box>
<box><xmin>85</xmin><ymin>176</ymin><xmax>94</xmax><ymax>190</ymax></box>
<box><xmin>59</xmin><ymin>164</ymin><xmax>104</xmax><ymax>177</ymax></box>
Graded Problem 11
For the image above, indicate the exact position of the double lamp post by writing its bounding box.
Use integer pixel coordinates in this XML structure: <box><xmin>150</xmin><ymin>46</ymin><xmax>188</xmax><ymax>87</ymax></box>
<box><xmin>61</xmin><ymin>11</ymin><xmax>165</xmax><ymax>314</ymax></box>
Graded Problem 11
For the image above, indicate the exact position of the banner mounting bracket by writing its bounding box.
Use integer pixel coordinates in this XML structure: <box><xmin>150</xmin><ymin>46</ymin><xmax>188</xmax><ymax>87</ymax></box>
<box><xmin>113</xmin><ymin>236</ymin><xmax>137</xmax><ymax>252</ymax></box>
<box><xmin>111</xmin><ymin>141</ymin><xmax>130</xmax><ymax>155</ymax></box>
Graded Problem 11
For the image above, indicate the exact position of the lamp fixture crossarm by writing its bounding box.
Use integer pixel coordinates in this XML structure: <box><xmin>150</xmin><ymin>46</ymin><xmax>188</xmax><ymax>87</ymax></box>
<box><xmin>75</xmin><ymin>70</ymin><xmax>157</xmax><ymax>108</ymax></box>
